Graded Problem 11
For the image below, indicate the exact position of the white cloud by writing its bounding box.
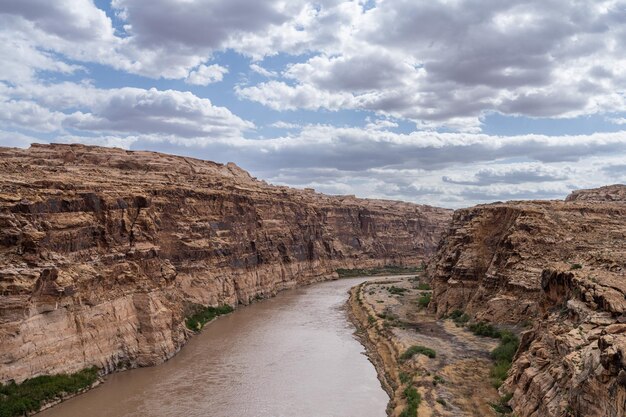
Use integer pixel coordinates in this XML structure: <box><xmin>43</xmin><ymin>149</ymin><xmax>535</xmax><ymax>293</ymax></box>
<box><xmin>250</xmin><ymin>63</ymin><xmax>277</xmax><ymax>78</ymax></box>
<box><xmin>0</xmin><ymin>99</ymin><xmax>67</xmax><ymax>132</ymax></box>
<box><xmin>365</xmin><ymin>118</ymin><xmax>399</xmax><ymax>130</ymax></box>
<box><xmin>607</xmin><ymin>117</ymin><xmax>626</xmax><ymax>125</ymax></box>
<box><xmin>0</xmin><ymin>130</ymin><xmax>46</xmax><ymax>148</ymax></box>
<box><xmin>2</xmin><ymin>82</ymin><xmax>253</xmax><ymax>138</ymax></box>
<box><xmin>0</xmin><ymin>31</ymin><xmax>83</xmax><ymax>84</ymax></box>
<box><xmin>236</xmin><ymin>80</ymin><xmax>355</xmax><ymax>111</ymax></box>
<box><xmin>269</xmin><ymin>121</ymin><xmax>300</xmax><ymax>129</ymax></box>
<box><xmin>186</xmin><ymin>64</ymin><xmax>228</xmax><ymax>86</ymax></box>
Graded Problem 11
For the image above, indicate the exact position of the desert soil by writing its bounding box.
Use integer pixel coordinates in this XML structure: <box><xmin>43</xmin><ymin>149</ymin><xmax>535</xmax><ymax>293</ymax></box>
<box><xmin>349</xmin><ymin>274</ymin><xmax>501</xmax><ymax>417</ymax></box>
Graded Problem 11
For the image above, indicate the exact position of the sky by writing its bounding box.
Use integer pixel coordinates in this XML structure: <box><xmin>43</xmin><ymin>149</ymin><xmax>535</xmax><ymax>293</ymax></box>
<box><xmin>0</xmin><ymin>0</ymin><xmax>625</xmax><ymax>208</ymax></box>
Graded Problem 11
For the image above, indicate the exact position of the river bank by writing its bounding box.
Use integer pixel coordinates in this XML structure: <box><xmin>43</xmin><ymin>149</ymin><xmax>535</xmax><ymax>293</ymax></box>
<box><xmin>348</xmin><ymin>275</ymin><xmax>502</xmax><ymax>416</ymax></box>
<box><xmin>3</xmin><ymin>268</ymin><xmax>415</xmax><ymax>417</ymax></box>
<box><xmin>35</xmin><ymin>277</ymin><xmax>388</xmax><ymax>417</ymax></box>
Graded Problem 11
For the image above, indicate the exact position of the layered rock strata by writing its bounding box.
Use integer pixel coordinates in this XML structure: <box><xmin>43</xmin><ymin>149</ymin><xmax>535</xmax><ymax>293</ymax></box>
<box><xmin>428</xmin><ymin>184</ymin><xmax>626</xmax><ymax>417</ymax></box>
<box><xmin>0</xmin><ymin>143</ymin><xmax>451</xmax><ymax>384</ymax></box>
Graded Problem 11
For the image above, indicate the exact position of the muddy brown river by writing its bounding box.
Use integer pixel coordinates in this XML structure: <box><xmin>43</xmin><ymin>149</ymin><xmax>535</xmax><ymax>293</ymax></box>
<box><xmin>39</xmin><ymin>277</ymin><xmax>388</xmax><ymax>417</ymax></box>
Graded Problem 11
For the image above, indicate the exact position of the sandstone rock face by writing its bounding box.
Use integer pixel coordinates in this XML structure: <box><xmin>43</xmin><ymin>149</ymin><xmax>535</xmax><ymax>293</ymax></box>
<box><xmin>0</xmin><ymin>144</ymin><xmax>451</xmax><ymax>384</ymax></box>
<box><xmin>428</xmin><ymin>185</ymin><xmax>626</xmax><ymax>417</ymax></box>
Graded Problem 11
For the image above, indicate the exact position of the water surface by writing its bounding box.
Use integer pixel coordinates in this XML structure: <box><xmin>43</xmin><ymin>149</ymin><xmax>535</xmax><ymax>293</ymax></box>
<box><xmin>40</xmin><ymin>277</ymin><xmax>388</xmax><ymax>417</ymax></box>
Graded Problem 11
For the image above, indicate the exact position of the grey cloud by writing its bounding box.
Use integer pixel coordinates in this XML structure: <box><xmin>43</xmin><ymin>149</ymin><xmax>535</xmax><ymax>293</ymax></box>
<box><xmin>498</xmin><ymin>92</ymin><xmax>589</xmax><ymax>117</ymax></box>
<box><xmin>458</xmin><ymin>187</ymin><xmax>568</xmax><ymax>202</ymax></box>
<box><xmin>442</xmin><ymin>166</ymin><xmax>567</xmax><ymax>186</ymax></box>
<box><xmin>113</xmin><ymin>0</ymin><xmax>287</xmax><ymax>48</ymax></box>
<box><xmin>601</xmin><ymin>164</ymin><xmax>626</xmax><ymax>179</ymax></box>
<box><xmin>11</xmin><ymin>128</ymin><xmax>621</xmax><ymax>208</ymax></box>
<box><xmin>239</xmin><ymin>0</ymin><xmax>626</xmax><ymax>128</ymax></box>
<box><xmin>0</xmin><ymin>0</ymin><xmax>114</xmax><ymax>41</ymax></box>
<box><xmin>286</xmin><ymin>53</ymin><xmax>412</xmax><ymax>92</ymax></box>
<box><xmin>128</xmin><ymin>127</ymin><xmax>626</xmax><ymax>174</ymax></box>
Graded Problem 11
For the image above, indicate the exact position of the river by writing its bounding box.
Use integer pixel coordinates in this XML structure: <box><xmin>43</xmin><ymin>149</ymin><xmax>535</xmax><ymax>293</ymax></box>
<box><xmin>39</xmin><ymin>277</ymin><xmax>388</xmax><ymax>417</ymax></box>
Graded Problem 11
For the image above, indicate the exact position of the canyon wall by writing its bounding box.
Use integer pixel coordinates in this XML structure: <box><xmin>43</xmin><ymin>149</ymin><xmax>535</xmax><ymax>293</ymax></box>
<box><xmin>0</xmin><ymin>144</ymin><xmax>452</xmax><ymax>384</ymax></box>
<box><xmin>428</xmin><ymin>184</ymin><xmax>626</xmax><ymax>417</ymax></box>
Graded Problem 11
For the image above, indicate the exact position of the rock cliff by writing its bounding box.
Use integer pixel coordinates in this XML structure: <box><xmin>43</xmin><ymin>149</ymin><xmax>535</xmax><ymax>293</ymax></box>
<box><xmin>0</xmin><ymin>143</ymin><xmax>452</xmax><ymax>384</ymax></box>
<box><xmin>428</xmin><ymin>184</ymin><xmax>626</xmax><ymax>417</ymax></box>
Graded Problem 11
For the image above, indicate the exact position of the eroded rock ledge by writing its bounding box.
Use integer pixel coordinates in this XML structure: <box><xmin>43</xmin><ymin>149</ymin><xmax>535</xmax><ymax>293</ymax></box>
<box><xmin>428</xmin><ymin>184</ymin><xmax>626</xmax><ymax>417</ymax></box>
<box><xmin>0</xmin><ymin>143</ymin><xmax>451</xmax><ymax>384</ymax></box>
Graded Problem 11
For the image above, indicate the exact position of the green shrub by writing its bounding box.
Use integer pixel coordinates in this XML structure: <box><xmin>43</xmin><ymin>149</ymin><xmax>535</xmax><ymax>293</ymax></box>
<box><xmin>416</xmin><ymin>283</ymin><xmax>431</xmax><ymax>291</ymax></box>
<box><xmin>465</xmin><ymin>322</ymin><xmax>520</xmax><ymax>388</ymax></box>
<box><xmin>449</xmin><ymin>309</ymin><xmax>470</xmax><ymax>325</ymax></box>
<box><xmin>336</xmin><ymin>265</ymin><xmax>421</xmax><ymax>278</ymax></box>
<box><xmin>489</xmin><ymin>393</ymin><xmax>513</xmax><ymax>414</ymax></box>
<box><xmin>400</xmin><ymin>345</ymin><xmax>436</xmax><ymax>360</ymax></box>
<box><xmin>0</xmin><ymin>367</ymin><xmax>99</xmax><ymax>417</ymax></box>
<box><xmin>468</xmin><ymin>321</ymin><xmax>501</xmax><ymax>338</ymax></box>
<box><xmin>449</xmin><ymin>310</ymin><xmax>463</xmax><ymax>319</ymax></box>
<box><xmin>368</xmin><ymin>315</ymin><xmax>377</xmax><ymax>325</ymax></box>
<box><xmin>185</xmin><ymin>304</ymin><xmax>234</xmax><ymax>331</ymax></box>
<box><xmin>399</xmin><ymin>372</ymin><xmax>411</xmax><ymax>384</ymax></box>
<box><xmin>491</xmin><ymin>331</ymin><xmax>519</xmax><ymax>388</ymax></box>
<box><xmin>570</xmin><ymin>263</ymin><xmax>583</xmax><ymax>270</ymax></box>
<box><xmin>433</xmin><ymin>375</ymin><xmax>445</xmax><ymax>386</ymax></box>
<box><xmin>388</xmin><ymin>286</ymin><xmax>408</xmax><ymax>295</ymax></box>
<box><xmin>417</xmin><ymin>293</ymin><xmax>431</xmax><ymax>308</ymax></box>
<box><xmin>399</xmin><ymin>386</ymin><xmax>422</xmax><ymax>417</ymax></box>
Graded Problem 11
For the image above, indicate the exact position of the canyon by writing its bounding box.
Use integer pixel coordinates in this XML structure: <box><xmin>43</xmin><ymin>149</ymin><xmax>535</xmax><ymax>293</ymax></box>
<box><xmin>428</xmin><ymin>184</ymin><xmax>626</xmax><ymax>416</ymax></box>
<box><xmin>1</xmin><ymin>143</ymin><xmax>625</xmax><ymax>417</ymax></box>
<box><xmin>0</xmin><ymin>143</ymin><xmax>451</xmax><ymax>385</ymax></box>
<box><xmin>346</xmin><ymin>184</ymin><xmax>625</xmax><ymax>417</ymax></box>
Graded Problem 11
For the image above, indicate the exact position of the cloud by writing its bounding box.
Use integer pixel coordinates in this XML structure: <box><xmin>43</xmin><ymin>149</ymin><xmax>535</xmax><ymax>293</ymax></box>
<box><xmin>250</xmin><ymin>64</ymin><xmax>277</xmax><ymax>78</ymax></box>
<box><xmin>0</xmin><ymin>0</ymin><xmax>312</xmax><ymax>79</ymax></box>
<box><xmin>208</xmin><ymin>126</ymin><xmax>626</xmax><ymax>173</ymax></box>
<box><xmin>601</xmin><ymin>163</ymin><xmax>626</xmax><ymax>179</ymax></box>
<box><xmin>0</xmin><ymin>130</ymin><xmax>46</xmax><ymax>148</ymax></box>
<box><xmin>0</xmin><ymin>99</ymin><xmax>67</xmax><ymax>132</ymax></box>
<box><xmin>5</xmin><ymin>0</ymin><xmax>626</xmax><ymax>130</ymax></box>
<box><xmin>0</xmin><ymin>0</ymin><xmax>115</xmax><ymax>41</ymax></box>
<box><xmin>269</xmin><ymin>121</ymin><xmax>300</xmax><ymax>129</ymax></box>
<box><xmin>107</xmin><ymin>0</ymin><xmax>303</xmax><ymax>77</ymax></box>
<box><xmin>607</xmin><ymin>117</ymin><xmax>626</xmax><ymax>125</ymax></box>
<box><xmin>0</xmin><ymin>31</ymin><xmax>83</xmax><ymax>84</ymax></box>
<box><xmin>235</xmin><ymin>1</ymin><xmax>626</xmax><ymax>130</ymax></box>
<box><xmin>365</xmin><ymin>118</ymin><xmax>399</xmax><ymax>130</ymax></box>
<box><xmin>112</xmin><ymin>0</ymin><xmax>287</xmax><ymax>49</ymax></box>
<box><xmin>2</xmin><ymin>82</ymin><xmax>253</xmax><ymax>138</ymax></box>
<box><xmin>236</xmin><ymin>80</ymin><xmax>354</xmax><ymax>111</ymax></box>
<box><xmin>185</xmin><ymin>64</ymin><xmax>228</xmax><ymax>86</ymax></box>
<box><xmin>458</xmin><ymin>187</ymin><xmax>570</xmax><ymax>202</ymax></box>
<box><xmin>442</xmin><ymin>165</ymin><xmax>567</xmax><ymax>186</ymax></box>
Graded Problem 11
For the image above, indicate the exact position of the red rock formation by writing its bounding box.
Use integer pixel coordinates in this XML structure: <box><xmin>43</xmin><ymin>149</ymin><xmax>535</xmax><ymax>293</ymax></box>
<box><xmin>428</xmin><ymin>185</ymin><xmax>626</xmax><ymax>417</ymax></box>
<box><xmin>0</xmin><ymin>143</ymin><xmax>451</xmax><ymax>383</ymax></box>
